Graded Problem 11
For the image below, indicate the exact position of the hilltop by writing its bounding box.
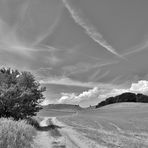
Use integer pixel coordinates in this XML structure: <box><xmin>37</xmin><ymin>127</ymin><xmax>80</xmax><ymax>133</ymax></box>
<box><xmin>96</xmin><ymin>92</ymin><xmax>148</xmax><ymax>108</ymax></box>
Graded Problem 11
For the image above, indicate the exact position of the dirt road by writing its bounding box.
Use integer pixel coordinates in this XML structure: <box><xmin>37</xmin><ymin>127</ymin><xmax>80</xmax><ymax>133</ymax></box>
<box><xmin>34</xmin><ymin>117</ymin><xmax>105</xmax><ymax>148</ymax></box>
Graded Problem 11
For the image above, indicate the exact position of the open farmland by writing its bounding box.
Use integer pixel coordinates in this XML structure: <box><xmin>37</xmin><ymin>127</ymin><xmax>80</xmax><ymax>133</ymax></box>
<box><xmin>37</xmin><ymin>104</ymin><xmax>79</xmax><ymax>117</ymax></box>
<box><xmin>37</xmin><ymin>109</ymin><xmax>75</xmax><ymax>117</ymax></box>
<box><xmin>57</xmin><ymin>103</ymin><xmax>148</xmax><ymax>148</ymax></box>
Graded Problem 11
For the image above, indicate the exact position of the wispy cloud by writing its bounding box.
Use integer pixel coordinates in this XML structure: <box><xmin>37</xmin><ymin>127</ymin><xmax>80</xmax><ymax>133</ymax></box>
<box><xmin>0</xmin><ymin>16</ymin><xmax>62</xmax><ymax>65</ymax></box>
<box><xmin>0</xmin><ymin>18</ymin><xmax>34</xmax><ymax>56</ymax></box>
<box><xmin>64</xmin><ymin>60</ymin><xmax>119</xmax><ymax>78</ymax></box>
<box><xmin>62</xmin><ymin>0</ymin><xmax>123</xmax><ymax>58</ymax></box>
<box><xmin>33</xmin><ymin>13</ymin><xmax>61</xmax><ymax>46</ymax></box>
<box><xmin>40</xmin><ymin>76</ymin><xmax>98</xmax><ymax>88</ymax></box>
<box><xmin>123</xmin><ymin>40</ymin><xmax>148</xmax><ymax>56</ymax></box>
<box><xmin>18</xmin><ymin>0</ymin><xmax>31</xmax><ymax>22</ymax></box>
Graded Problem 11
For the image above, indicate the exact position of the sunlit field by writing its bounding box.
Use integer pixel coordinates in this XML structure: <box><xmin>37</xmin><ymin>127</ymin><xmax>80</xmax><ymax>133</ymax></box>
<box><xmin>57</xmin><ymin>103</ymin><xmax>148</xmax><ymax>148</ymax></box>
<box><xmin>38</xmin><ymin>109</ymin><xmax>75</xmax><ymax>117</ymax></box>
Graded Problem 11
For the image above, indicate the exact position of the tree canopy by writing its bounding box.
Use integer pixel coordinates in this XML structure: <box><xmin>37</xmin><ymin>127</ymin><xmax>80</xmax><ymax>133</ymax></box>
<box><xmin>0</xmin><ymin>68</ymin><xmax>46</xmax><ymax>120</ymax></box>
<box><xmin>96</xmin><ymin>92</ymin><xmax>148</xmax><ymax>108</ymax></box>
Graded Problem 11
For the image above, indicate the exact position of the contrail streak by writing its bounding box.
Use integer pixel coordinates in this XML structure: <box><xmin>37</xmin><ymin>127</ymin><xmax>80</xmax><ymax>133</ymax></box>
<box><xmin>123</xmin><ymin>41</ymin><xmax>148</xmax><ymax>56</ymax></box>
<box><xmin>62</xmin><ymin>0</ymin><xmax>124</xmax><ymax>59</ymax></box>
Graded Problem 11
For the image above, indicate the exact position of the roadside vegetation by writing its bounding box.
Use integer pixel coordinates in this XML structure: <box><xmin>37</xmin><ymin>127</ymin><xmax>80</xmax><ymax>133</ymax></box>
<box><xmin>0</xmin><ymin>67</ymin><xmax>46</xmax><ymax>148</ymax></box>
<box><xmin>0</xmin><ymin>118</ymin><xmax>37</xmax><ymax>148</ymax></box>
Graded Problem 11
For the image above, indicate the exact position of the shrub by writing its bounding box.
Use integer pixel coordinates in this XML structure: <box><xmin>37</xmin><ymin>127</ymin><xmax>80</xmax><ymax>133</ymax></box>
<box><xmin>0</xmin><ymin>118</ymin><xmax>37</xmax><ymax>148</ymax></box>
<box><xmin>26</xmin><ymin>117</ymin><xmax>41</xmax><ymax>129</ymax></box>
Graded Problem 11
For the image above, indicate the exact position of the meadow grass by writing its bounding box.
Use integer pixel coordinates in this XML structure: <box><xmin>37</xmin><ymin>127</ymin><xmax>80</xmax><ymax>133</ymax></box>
<box><xmin>0</xmin><ymin>118</ymin><xmax>37</xmax><ymax>148</ymax></box>
<box><xmin>57</xmin><ymin>103</ymin><xmax>148</xmax><ymax>148</ymax></box>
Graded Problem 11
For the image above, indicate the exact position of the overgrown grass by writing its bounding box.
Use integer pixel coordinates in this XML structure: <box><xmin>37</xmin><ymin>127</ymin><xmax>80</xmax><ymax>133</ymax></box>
<box><xmin>0</xmin><ymin>118</ymin><xmax>37</xmax><ymax>148</ymax></box>
<box><xmin>57</xmin><ymin>103</ymin><xmax>148</xmax><ymax>147</ymax></box>
<box><xmin>26</xmin><ymin>117</ymin><xmax>41</xmax><ymax>129</ymax></box>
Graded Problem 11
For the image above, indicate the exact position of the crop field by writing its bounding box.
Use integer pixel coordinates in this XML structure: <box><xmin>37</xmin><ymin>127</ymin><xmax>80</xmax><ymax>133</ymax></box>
<box><xmin>57</xmin><ymin>103</ymin><xmax>148</xmax><ymax>148</ymax></box>
<box><xmin>37</xmin><ymin>109</ymin><xmax>75</xmax><ymax>117</ymax></box>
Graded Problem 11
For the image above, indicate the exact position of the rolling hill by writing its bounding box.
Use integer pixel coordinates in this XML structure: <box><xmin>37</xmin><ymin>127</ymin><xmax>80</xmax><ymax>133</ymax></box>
<box><xmin>38</xmin><ymin>104</ymin><xmax>83</xmax><ymax>117</ymax></box>
<box><xmin>43</xmin><ymin>104</ymin><xmax>82</xmax><ymax>111</ymax></box>
<box><xmin>96</xmin><ymin>92</ymin><xmax>148</xmax><ymax>108</ymax></box>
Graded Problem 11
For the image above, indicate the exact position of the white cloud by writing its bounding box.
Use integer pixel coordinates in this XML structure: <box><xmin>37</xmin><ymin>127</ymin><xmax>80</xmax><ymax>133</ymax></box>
<box><xmin>58</xmin><ymin>86</ymin><xmax>127</xmax><ymax>105</ymax></box>
<box><xmin>57</xmin><ymin>80</ymin><xmax>148</xmax><ymax>105</ymax></box>
<box><xmin>130</xmin><ymin>80</ymin><xmax>148</xmax><ymax>94</ymax></box>
<box><xmin>58</xmin><ymin>87</ymin><xmax>99</xmax><ymax>104</ymax></box>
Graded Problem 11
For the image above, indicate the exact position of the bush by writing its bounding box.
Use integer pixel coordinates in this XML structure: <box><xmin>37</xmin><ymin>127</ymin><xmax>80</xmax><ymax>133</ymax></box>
<box><xmin>0</xmin><ymin>118</ymin><xmax>37</xmax><ymax>148</ymax></box>
<box><xmin>26</xmin><ymin>117</ymin><xmax>41</xmax><ymax>129</ymax></box>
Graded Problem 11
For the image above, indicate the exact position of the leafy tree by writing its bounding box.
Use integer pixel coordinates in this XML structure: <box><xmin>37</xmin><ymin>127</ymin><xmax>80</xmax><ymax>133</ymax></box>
<box><xmin>96</xmin><ymin>92</ymin><xmax>148</xmax><ymax>108</ymax></box>
<box><xmin>0</xmin><ymin>68</ymin><xmax>46</xmax><ymax>120</ymax></box>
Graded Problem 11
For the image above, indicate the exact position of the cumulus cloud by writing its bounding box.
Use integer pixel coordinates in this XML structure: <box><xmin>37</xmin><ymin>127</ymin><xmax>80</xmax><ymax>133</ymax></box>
<box><xmin>58</xmin><ymin>87</ymin><xmax>99</xmax><ymax>104</ymax></box>
<box><xmin>57</xmin><ymin>80</ymin><xmax>148</xmax><ymax>105</ymax></box>
<box><xmin>130</xmin><ymin>80</ymin><xmax>148</xmax><ymax>94</ymax></box>
<box><xmin>62</xmin><ymin>0</ymin><xmax>123</xmax><ymax>58</ymax></box>
<box><xmin>58</xmin><ymin>86</ymin><xmax>127</xmax><ymax>105</ymax></box>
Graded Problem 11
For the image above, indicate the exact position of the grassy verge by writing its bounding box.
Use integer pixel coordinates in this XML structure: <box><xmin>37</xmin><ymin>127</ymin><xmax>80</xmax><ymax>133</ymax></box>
<box><xmin>0</xmin><ymin>118</ymin><xmax>37</xmax><ymax>148</ymax></box>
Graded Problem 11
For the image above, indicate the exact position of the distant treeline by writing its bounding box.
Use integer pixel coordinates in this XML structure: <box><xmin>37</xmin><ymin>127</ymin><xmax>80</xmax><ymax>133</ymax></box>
<box><xmin>96</xmin><ymin>92</ymin><xmax>148</xmax><ymax>108</ymax></box>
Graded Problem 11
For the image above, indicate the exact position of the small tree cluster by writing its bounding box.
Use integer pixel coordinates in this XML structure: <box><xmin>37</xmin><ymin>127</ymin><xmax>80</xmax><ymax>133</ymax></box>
<box><xmin>96</xmin><ymin>92</ymin><xmax>148</xmax><ymax>108</ymax></box>
<box><xmin>0</xmin><ymin>68</ymin><xmax>46</xmax><ymax>120</ymax></box>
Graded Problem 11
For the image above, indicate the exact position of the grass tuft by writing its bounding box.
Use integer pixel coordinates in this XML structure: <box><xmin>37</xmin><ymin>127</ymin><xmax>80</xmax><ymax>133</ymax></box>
<box><xmin>0</xmin><ymin>118</ymin><xmax>37</xmax><ymax>148</ymax></box>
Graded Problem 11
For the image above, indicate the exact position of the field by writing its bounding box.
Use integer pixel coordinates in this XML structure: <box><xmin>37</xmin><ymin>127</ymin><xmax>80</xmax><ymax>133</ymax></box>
<box><xmin>37</xmin><ymin>104</ymin><xmax>80</xmax><ymax>117</ymax></box>
<box><xmin>38</xmin><ymin>109</ymin><xmax>75</xmax><ymax>117</ymax></box>
<box><xmin>57</xmin><ymin>103</ymin><xmax>148</xmax><ymax>148</ymax></box>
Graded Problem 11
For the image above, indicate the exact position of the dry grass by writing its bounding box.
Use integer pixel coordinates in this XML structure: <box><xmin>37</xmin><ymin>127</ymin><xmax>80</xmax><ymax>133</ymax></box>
<box><xmin>58</xmin><ymin>103</ymin><xmax>148</xmax><ymax>148</ymax></box>
<box><xmin>0</xmin><ymin>118</ymin><xmax>37</xmax><ymax>148</ymax></box>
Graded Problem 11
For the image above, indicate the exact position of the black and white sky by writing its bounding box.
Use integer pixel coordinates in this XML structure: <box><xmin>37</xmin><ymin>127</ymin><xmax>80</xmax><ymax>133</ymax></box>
<box><xmin>1</xmin><ymin>0</ymin><xmax>148</xmax><ymax>107</ymax></box>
